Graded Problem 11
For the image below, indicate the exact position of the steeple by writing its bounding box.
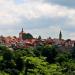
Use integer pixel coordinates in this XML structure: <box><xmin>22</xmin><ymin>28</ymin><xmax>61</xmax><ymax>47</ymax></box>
<box><xmin>59</xmin><ymin>30</ymin><xmax>62</xmax><ymax>40</ymax></box>
<box><xmin>22</xmin><ymin>28</ymin><xmax>23</xmax><ymax>33</ymax></box>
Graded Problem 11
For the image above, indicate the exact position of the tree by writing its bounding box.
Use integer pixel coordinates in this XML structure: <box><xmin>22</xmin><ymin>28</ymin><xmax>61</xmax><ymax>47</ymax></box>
<box><xmin>38</xmin><ymin>36</ymin><xmax>42</xmax><ymax>40</ymax></box>
<box><xmin>61</xmin><ymin>60</ymin><xmax>75</xmax><ymax>75</ymax></box>
<box><xmin>55</xmin><ymin>52</ymin><xmax>72</xmax><ymax>64</ymax></box>
<box><xmin>72</xmin><ymin>45</ymin><xmax>75</xmax><ymax>59</ymax></box>
<box><xmin>22</xmin><ymin>33</ymin><xmax>33</xmax><ymax>40</ymax></box>
<box><xmin>16</xmin><ymin>57</ymin><xmax>24</xmax><ymax>71</ymax></box>
<box><xmin>42</xmin><ymin>45</ymin><xmax>57</xmax><ymax>63</ymax></box>
<box><xmin>22</xmin><ymin>56</ymin><xmax>63</xmax><ymax>75</ymax></box>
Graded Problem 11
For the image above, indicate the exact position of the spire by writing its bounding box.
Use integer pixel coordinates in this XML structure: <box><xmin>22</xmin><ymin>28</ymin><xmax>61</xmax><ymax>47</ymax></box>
<box><xmin>59</xmin><ymin>30</ymin><xmax>62</xmax><ymax>40</ymax></box>
<box><xmin>22</xmin><ymin>28</ymin><xmax>23</xmax><ymax>33</ymax></box>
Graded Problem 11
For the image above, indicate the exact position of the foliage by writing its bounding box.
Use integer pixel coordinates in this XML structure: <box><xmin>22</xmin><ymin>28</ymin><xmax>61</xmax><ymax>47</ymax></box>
<box><xmin>22</xmin><ymin>33</ymin><xmax>33</xmax><ymax>40</ymax></box>
<box><xmin>23</xmin><ymin>56</ymin><xmax>63</xmax><ymax>75</ymax></box>
<box><xmin>0</xmin><ymin>45</ymin><xmax>75</xmax><ymax>75</ymax></box>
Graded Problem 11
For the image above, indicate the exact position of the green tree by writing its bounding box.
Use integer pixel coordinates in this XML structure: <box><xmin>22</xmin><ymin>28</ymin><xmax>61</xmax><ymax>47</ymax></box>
<box><xmin>16</xmin><ymin>57</ymin><xmax>24</xmax><ymax>71</ymax></box>
<box><xmin>42</xmin><ymin>45</ymin><xmax>57</xmax><ymax>63</ymax></box>
<box><xmin>55</xmin><ymin>52</ymin><xmax>72</xmax><ymax>64</ymax></box>
<box><xmin>23</xmin><ymin>56</ymin><xmax>63</xmax><ymax>75</ymax></box>
<box><xmin>61</xmin><ymin>60</ymin><xmax>75</xmax><ymax>75</ymax></box>
<box><xmin>22</xmin><ymin>33</ymin><xmax>33</xmax><ymax>40</ymax></box>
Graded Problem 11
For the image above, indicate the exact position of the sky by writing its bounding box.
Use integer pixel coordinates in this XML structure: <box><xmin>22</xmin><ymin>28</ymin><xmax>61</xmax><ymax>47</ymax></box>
<box><xmin>0</xmin><ymin>0</ymin><xmax>75</xmax><ymax>40</ymax></box>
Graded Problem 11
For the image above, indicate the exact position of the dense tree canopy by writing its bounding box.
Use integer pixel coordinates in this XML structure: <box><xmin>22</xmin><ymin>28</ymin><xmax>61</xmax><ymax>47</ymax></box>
<box><xmin>0</xmin><ymin>44</ymin><xmax>75</xmax><ymax>75</ymax></box>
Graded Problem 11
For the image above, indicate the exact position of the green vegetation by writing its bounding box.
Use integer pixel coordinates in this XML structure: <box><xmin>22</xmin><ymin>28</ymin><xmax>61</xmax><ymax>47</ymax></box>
<box><xmin>22</xmin><ymin>33</ymin><xmax>33</xmax><ymax>40</ymax></box>
<box><xmin>0</xmin><ymin>44</ymin><xmax>75</xmax><ymax>75</ymax></box>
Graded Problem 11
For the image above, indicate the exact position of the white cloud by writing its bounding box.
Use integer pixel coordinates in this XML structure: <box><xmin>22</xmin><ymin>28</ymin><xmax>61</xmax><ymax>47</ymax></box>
<box><xmin>0</xmin><ymin>0</ymin><xmax>75</xmax><ymax>25</ymax></box>
<box><xmin>0</xmin><ymin>0</ymin><xmax>75</xmax><ymax>39</ymax></box>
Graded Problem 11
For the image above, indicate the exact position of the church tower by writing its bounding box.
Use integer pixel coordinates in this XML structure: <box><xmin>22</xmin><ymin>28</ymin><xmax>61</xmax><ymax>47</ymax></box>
<box><xmin>19</xmin><ymin>28</ymin><xmax>24</xmax><ymax>41</ymax></box>
<box><xmin>22</xmin><ymin>28</ymin><xmax>23</xmax><ymax>33</ymax></box>
<box><xmin>59</xmin><ymin>30</ymin><xmax>62</xmax><ymax>40</ymax></box>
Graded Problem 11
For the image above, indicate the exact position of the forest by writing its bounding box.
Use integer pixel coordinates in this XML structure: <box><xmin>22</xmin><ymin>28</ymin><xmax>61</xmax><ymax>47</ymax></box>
<box><xmin>0</xmin><ymin>44</ymin><xmax>75</xmax><ymax>75</ymax></box>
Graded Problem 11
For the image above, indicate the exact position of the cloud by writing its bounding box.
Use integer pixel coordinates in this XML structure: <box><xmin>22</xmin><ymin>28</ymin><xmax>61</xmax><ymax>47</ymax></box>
<box><xmin>0</xmin><ymin>0</ymin><xmax>75</xmax><ymax>25</ymax></box>
<box><xmin>46</xmin><ymin>0</ymin><xmax>75</xmax><ymax>8</ymax></box>
<box><xmin>0</xmin><ymin>0</ymin><xmax>75</xmax><ymax>39</ymax></box>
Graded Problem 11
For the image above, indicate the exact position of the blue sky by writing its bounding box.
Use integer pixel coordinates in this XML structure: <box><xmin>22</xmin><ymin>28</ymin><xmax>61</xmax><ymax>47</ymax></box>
<box><xmin>0</xmin><ymin>0</ymin><xmax>75</xmax><ymax>40</ymax></box>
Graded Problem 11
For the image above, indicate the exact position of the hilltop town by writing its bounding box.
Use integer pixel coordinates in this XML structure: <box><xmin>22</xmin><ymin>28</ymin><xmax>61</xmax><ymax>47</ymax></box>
<box><xmin>0</xmin><ymin>28</ymin><xmax>75</xmax><ymax>49</ymax></box>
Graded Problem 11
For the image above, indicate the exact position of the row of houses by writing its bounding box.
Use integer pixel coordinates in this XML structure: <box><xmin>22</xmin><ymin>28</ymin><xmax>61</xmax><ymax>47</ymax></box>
<box><xmin>0</xmin><ymin>29</ymin><xmax>74</xmax><ymax>49</ymax></box>
<box><xmin>0</xmin><ymin>35</ymin><xmax>75</xmax><ymax>48</ymax></box>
